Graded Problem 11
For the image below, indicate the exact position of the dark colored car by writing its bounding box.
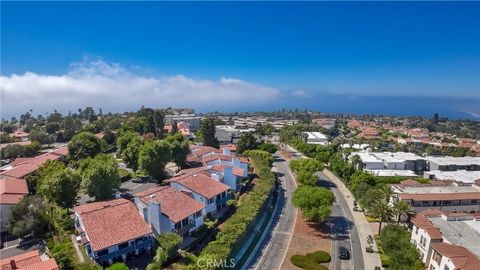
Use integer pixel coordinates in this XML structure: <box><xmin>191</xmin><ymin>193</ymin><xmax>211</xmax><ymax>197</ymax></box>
<box><xmin>338</xmin><ymin>246</ymin><xmax>350</xmax><ymax>260</ymax></box>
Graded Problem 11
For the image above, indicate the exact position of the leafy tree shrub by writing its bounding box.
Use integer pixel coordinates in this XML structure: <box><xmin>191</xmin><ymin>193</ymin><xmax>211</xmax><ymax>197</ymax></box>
<box><xmin>258</xmin><ymin>142</ymin><xmax>278</xmax><ymax>154</ymax></box>
<box><xmin>297</xmin><ymin>171</ymin><xmax>317</xmax><ymax>186</ymax></box>
<box><xmin>7</xmin><ymin>195</ymin><xmax>49</xmax><ymax>237</ymax></box>
<box><xmin>81</xmin><ymin>154</ymin><xmax>120</xmax><ymax>200</ymax></box>
<box><xmin>290</xmin><ymin>254</ymin><xmax>329</xmax><ymax>270</ymax></box>
<box><xmin>68</xmin><ymin>131</ymin><xmax>101</xmax><ymax>161</ymax></box>
<box><xmin>138</xmin><ymin>140</ymin><xmax>172</xmax><ymax>179</ymax></box>
<box><xmin>292</xmin><ymin>186</ymin><xmax>334</xmax><ymax>222</ymax></box>
<box><xmin>237</xmin><ymin>132</ymin><xmax>258</xmax><ymax>154</ymax></box>
<box><xmin>306</xmin><ymin>251</ymin><xmax>331</xmax><ymax>263</ymax></box>
<box><xmin>107</xmin><ymin>263</ymin><xmax>129</xmax><ymax>270</ymax></box>
<box><xmin>380</xmin><ymin>225</ymin><xmax>423</xmax><ymax>270</ymax></box>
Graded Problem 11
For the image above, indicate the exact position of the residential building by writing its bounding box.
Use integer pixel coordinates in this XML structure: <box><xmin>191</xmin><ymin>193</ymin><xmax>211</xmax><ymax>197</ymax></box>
<box><xmin>134</xmin><ymin>186</ymin><xmax>204</xmax><ymax>237</ymax></box>
<box><xmin>349</xmin><ymin>151</ymin><xmax>425</xmax><ymax>173</ymax></box>
<box><xmin>425</xmin><ymin>156</ymin><xmax>480</xmax><ymax>171</ymax></box>
<box><xmin>424</xmin><ymin>170</ymin><xmax>480</xmax><ymax>184</ymax></box>
<box><xmin>0</xmin><ymin>177</ymin><xmax>28</xmax><ymax>232</ymax></box>
<box><xmin>0</xmin><ymin>250</ymin><xmax>58</xmax><ymax>270</ymax></box>
<box><xmin>202</xmin><ymin>153</ymin><xmax>249</xmax><ymax>177</ymax></box>
<box><xmin>165</xmin><ymin>114</ymin><xmax>201</xmax><ymax>131</ymax></box>
<box><xmin>428</xmin><ymin>243</ymin><xmax>480</xmax><ymax>270</ymax></box>
<box><xmin>391</xmin><ymin>180</ymin><xmax>480</xmax><ymax>212</ymax></box>
<box><xmin>302</xmin><ymin>132</ymin><xmax>328</xmax><ymax>145</ymax></box>
<box><xmin>74</xmin><ymin>199</ymin><xmax>154</xmax><ymax>265</ymax></box>
<box><xmin>166</xmin><ymin>172</ymin><xmax>231</xmax><ymax>214</ymax></box>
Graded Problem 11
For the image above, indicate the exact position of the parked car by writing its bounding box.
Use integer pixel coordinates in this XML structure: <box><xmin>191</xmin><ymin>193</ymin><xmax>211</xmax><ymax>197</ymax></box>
<box><xmin>338</xmin><ymin>246</ymin><xmax>350</xmax><ymax>260</ymax></box>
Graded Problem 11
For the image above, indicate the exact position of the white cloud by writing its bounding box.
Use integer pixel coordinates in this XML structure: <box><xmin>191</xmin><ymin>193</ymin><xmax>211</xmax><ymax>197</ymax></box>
<box><xmin>0</xmin><ymin>60</ymin><xmax>279</xmax><ymax>117</ymax></box>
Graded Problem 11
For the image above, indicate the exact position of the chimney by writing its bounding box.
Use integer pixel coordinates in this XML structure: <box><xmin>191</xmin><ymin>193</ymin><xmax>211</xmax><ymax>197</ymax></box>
<box><xmin>10</xmin><ymin>260</ymin><xmax>16</xmax><ymax>269</ymax></box>
<box><xmin>147</xmin><ymin>195</ymin><xmax>162</xmax><ymax>235</ymax></box>
<box><xmin>223</xmin><ymin>166</ymin><xmax>233</xmax><ymax>178</ymax></box>
<box><xmin>232</xmin><ymin>157</ymin><xmax>241</xmax><ymax>168</ymax></box>
<box><xmin>223</xmin><ymin>148</ymin><xmax>231</xmax><ymax>155</ymax></box>
<box><xmin>211</xmin><ymin>173</ymin><xmax>221</xmax><ymax>182</ymax></box>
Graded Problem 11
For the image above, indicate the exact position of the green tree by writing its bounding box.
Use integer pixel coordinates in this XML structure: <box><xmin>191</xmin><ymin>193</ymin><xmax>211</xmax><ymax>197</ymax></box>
<box><xmin>45</xmin><ymin>122</ymin><xmax>60</xmax><ymax>134</ymax></box>
<box><xmin>380</xmin><ymin>225</ymin><xmax>423</xmax><ymax>270</ymax></box>
<box><xmin>297</xmin><ymin>171</ymin><xmax>317</xmax><ymax>186</ymax></box>
<box><xmin>200</xmin><ymin>118</ymin><xmax>219</xmax><ymax>148</ymax></box>
<box><xmin>258</xmin><ymin>142</ymin><xmax>278</xmax><ymax>154</ymax></box>
<box><xmin>38</xmin><ymin>169</ymin><xmax>81</xmax><ymax>208</ymax></box>
<box><xmin>237</xmin><ymin>132</ymin><xmax>258</xmax><ymax>154</ymax></box>
<box><xmin>24</xmin><ymin>141</ymin><xmax>41</xmax><ymax>157</ymax></box>
<box><xmin>116</xmin><ymin>130</ymin><xmax>138</xmax><ymax>157</ymax></box>
<box><xmin>68</xmin><ymin>131</ymin><xmax>101</xmax><ymax>162</ymax></box>
<box><xmin>123</xmin><ymin>136</ymin><xmax>143</xmax><ymax>171</ymax></box>
<box><xmin>81</xmin><ymin>154</ymin><xmax>121</xmax><ymax>200</ymax></box>
<box><xmin>2</xmin><ymin>144</ymin><xmax>25</xmax><ymax>159</ymax></box>
<box><xmin>147</xmin><ymin>233</ymin><xmax>182</xmax><ymax>269</ymax></box>
<box><xmin>392</xmin><ymin>198</ymin><xmax>411</xmax><ymax>225</ymax></box>
<box><xmin>29</xmin><ymin>128</ymin><xmax>52</xmax><ymax>144</ymax></box>
<box><xmin>138</xmin><ymin>140</ymin><xmax>172</xmax><ymax>179</ymax></box>
<box><xmin>51</xmin><ymin>242</ymin><xmax>75</xmax><ymax>270</ymax></box>
<box><xmin>292</xmin><ymin>186</ymin><xmax>334</xmax><ymax>222</ymax></box>
<box><xmin>371</xmin><ymin>199</ymin><xmax>393</xmax><ymax>234</ymax></box>
<box><xmin>103</xmin><ymin>130</ymin><xmax>116</xmax><ymax>145</ymax></box>
<box><xmin>165</xmin><ymin>133</ymin><xmax>189</xmax><ymax>168</ymax></box>
<box><xmin>7</xmin><ymin>195</ymin><xmax>49</xmax><ymax>237</ymax></box>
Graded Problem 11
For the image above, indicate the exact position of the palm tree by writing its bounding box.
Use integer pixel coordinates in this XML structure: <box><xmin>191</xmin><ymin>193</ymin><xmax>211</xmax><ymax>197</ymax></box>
<box><xmin>371</xmin><ymin>199</ymin><xmax>394</xmax><ymax>235</ymax></box>
<box><xmin>392</xmin><ymin>198</ymin><xmax>411</xmax><ymax>225</ymax></box>
<box><xmin>378</xmin><ymin>184</ymin><xmax>394</xmax><ymax>203</ymax></box>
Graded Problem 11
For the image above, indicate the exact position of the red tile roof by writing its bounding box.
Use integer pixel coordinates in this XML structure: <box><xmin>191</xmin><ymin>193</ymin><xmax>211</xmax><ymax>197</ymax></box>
<box><xmin>0</xmin><ymin>178</ymin><xmax>28</xmax><ymax>205</ymax></box>
<box><xmin>74</xmin><ymin>198</ymin><xmax>152</xmax><ymax>251</ymax></box>
<box><xmin>167</xmin><ymin>173</ymin><xmax>230</xmax><ymax>199</ymax></box>
<box><xmin>431</xmin><ymin>243</ymin><xmax>480</xmax><ymax>270</ymax></box>
<box><xmin>0</xmin><ymin>250</ymin><xmax>58</xmax><ymax>270</ymax></box>
<box><xmin>399</xmin><ymin>192</ymin><xmax>480</xmax><ymax>201</ymax></box>
<box><xmin>202</xmin><ymin>154</ymin><xmax>248</xmax><ymax>164</ymax></box>
<box><xmin>0</xmin><ymin>153</ymin><xmax>61</xmax><ymax>179</ymax></box>
<box><xmin>50</xmin><ymin>146</ymin><xmax>68</xmax><ymax>157</ymax></box>
<box><xmin>136</xmin><ymin>186</ymin><xmax>204</xmax><ymax>223</ymax></box>
<box><xmin>210</xmin><ymin>165</ymin><xmax>244</xmax><ymax>177</ymax></box>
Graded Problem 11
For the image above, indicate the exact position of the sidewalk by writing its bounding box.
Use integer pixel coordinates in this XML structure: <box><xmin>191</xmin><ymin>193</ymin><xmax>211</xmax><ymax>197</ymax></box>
<box><xmin>322</xmin><ymin>169</ymin><xmax>382</xmax><ymax>269</ymax></box>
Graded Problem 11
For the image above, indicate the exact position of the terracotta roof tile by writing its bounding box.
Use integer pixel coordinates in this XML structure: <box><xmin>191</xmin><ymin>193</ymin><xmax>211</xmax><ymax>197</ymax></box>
<box><xmin>136</xmin><ymin>186</ymin><xmax>204</xmax><ymax>223</ymax></box>
<box><xmin>431</xmin><ymin>243</ymin><xmax>480</xmax><ymax>270</ymax></box>
<box><xmin>0</xmin><ymin>250</ymin><xmax>57</xmax><ymax>270</ymax></box>
<box><xmin>167</xmin><ymin>173</ymin><xmax>230</xmax><ymax>199</ymax></box>
<box><xmin>0</xmin><ymin>153</ymin><xmax>61</xmax><ymax>179</ymax></box>
<box><xmin>0</xmin><ymin>178</ymin><xmax>28</xmax><ymax>205</ymax></box>
<box><xmin>74</xmin><ymin>198</ymin><xmax>152</xmax><ymax>251</ymax></box>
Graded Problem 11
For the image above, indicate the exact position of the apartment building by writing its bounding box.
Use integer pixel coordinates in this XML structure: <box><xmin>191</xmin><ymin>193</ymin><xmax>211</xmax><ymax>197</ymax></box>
<box><xmin>0</xmin><ymin>250</ymin><xmax>58</xmax><ymax>270</ymax></box>
<box><xmin>74</xmin><ymin>199</ymin><xmax>154</xmax><ymax>266</ymax></box>
<box><xmin>134</xmin><ymin>186</ymin><xmax>205</xmax><ymax>237</ymax></box>
<box><xmin>391</xmin><ymin>180</ymin><xmax>480</xmax><ymax>212</ymax></box>
<box><xmin>302</xmin><ymin>132</ymin><xmax>328</xmax><ymax>145</ymax></box>
<box><xmin>165</xmin><ymin>114</ymin><xmax>201</xmax><ymax>131</ymax></box>
<box><xmin>425</xmin><ymin>156</ymin><xmax>480</xmax><ymax>171</ymax></box>
<box><xmin>166</xmin><ymin>172</ymin><xmax>231</xmax><ymax>215</ymax></box>
<box><xmin>409</xmin><ymin>210</ymin><xmax>480</xmax><ymax>270</ymax></box>
<box><xmin>0</xmin><ymin>177</ymin><xmax>28</xmax><ymax>232</ymax></box>
<box><xmin>349</xmin><ymin>151</ymin><xmax>425</xmax><ymax>173</ymax></box>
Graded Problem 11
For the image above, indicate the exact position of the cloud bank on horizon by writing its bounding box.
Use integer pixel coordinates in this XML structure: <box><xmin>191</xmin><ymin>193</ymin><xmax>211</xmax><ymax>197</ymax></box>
<box><xmin>0</xmin><ymin>60</ymin><xmax>280</xmax><ymax>117</ymax></box>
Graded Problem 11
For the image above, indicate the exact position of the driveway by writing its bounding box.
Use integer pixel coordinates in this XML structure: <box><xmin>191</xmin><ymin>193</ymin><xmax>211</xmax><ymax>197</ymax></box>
<box><xmin>77</xmin><ymin>179</ymin><xmax>158</xmax><ymax>205</ymax></box>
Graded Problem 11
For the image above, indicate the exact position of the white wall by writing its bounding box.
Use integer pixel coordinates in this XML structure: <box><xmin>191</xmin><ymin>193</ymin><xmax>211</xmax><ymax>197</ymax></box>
<box><xmin>410</xmin><ymin>224</ymin><xmax>435</xmax><ymax>264</ymax></box>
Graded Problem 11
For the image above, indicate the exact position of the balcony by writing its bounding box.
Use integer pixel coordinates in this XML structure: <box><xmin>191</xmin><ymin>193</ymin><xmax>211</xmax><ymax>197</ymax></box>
<box><xmin>216</xmin><ymin>193</ymin><xmax>233</xmax><ymax>205</ymax></box>
<box><xmin>174</xmin><ymin>222</ymin><xmax>195</xmax><ymax>235</ymax></box>
<box><xmin>95</xmin><ymin>239</ymin><xmax>154</xmax><ymax>263</ymax></box>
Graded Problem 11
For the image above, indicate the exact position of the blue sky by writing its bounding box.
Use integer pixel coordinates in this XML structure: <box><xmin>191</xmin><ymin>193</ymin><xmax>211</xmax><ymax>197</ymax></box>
<box><xmin>1</xmin><ymin>1</ymin><xmax>479</xmax><ymax>118</ymax></box>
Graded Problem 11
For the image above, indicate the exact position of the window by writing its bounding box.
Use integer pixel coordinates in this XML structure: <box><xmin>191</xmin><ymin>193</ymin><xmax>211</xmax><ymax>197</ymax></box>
<box><xmin>194</xmin><ymin>210</ymin><xmax>202</xmax><ymax>218</ymax></box>
<box><xmin>443</xmin><ymin>266</ymin><xmax>450</xmax><ymax>270</ymax></box>
<box><xmin>472</xmin><ymin>199</ymin><xmax>478</xmax><ymax>204</ymax></box>
<box><xmin>118</xmin><ymin>242</ymin><xmax>129</xmax><ymax>250</ymax></box>
<box><xmin>415</xmin><ymin>227</ymin><xmax>419</xmax><ymax>234</ymax></box>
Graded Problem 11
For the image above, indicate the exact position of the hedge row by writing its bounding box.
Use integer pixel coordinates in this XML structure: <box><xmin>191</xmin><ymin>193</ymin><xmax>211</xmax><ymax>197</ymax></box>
<box><xmin>194</xmin><ymin>151</ymin><xmax>276</xmax><ymax>269</ymax></box>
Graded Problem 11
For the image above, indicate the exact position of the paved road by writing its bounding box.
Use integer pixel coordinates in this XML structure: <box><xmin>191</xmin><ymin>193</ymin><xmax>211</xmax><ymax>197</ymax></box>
<box><xmin>77</xmin><ymin>179</ymin><xmax>157</xmax><ymax>205</ymax></box>
<box><xmin>318</xmin><ymin>171</ymin><xmax>363</xmax><ymax>270</ymax></box>
<box><xmin>247</xmin><ymin>154</ymin><xmax>297</xmax><ymax>270</ymax></box>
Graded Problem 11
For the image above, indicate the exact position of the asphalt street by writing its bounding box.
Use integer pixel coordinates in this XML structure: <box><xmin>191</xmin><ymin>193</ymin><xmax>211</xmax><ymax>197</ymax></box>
<box><xmin>318</xmin><ymin>171</ymin><xmax>364</xmax><ymax>270</ymax></box>
<box><xmin>247</xmin><ymin>154</ymin><xmax>297</xmax><ymax>270</ymax></box>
